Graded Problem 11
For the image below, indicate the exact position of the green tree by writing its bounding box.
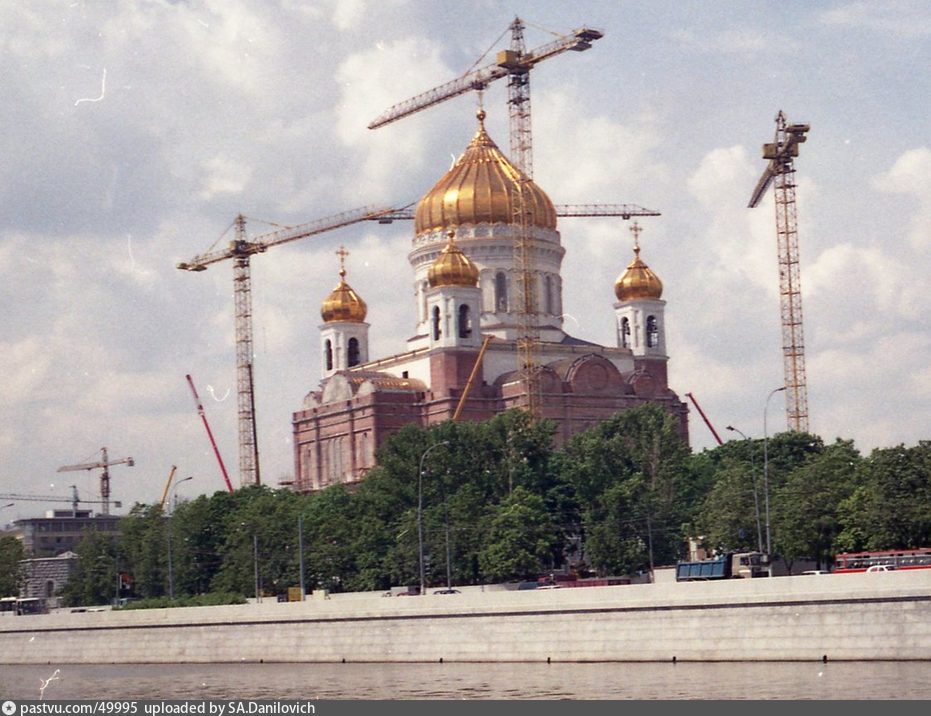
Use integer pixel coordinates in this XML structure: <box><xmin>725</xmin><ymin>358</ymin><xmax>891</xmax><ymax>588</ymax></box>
<box><xmin>58</xmin><ymin>530</ymin><xmax>119</xmax><ymax>607</ymax></box>
<box><xmin>298</xmin><ymin>486</ymin><xmax>358</xmax><ymax>593</ymax></box>
<box><xmin>119</xmin><ymin>503</ymin><xmax>167</xmax><ymax>599</ymax></box>
<box><xmin>837</xmin><ymin>442</ymin><xmax>931</xmax><ymax>551</ymax></box>
<box><xmin>168</xmin><ymin>491</ymin><xmax>234</xmax><ymax>596</ymax></box>
<box><xmin>556</xmin><ymin>405</ymin><xmax>691</xmax><ymax>573</ymax></box>
<box><xmin>478</xmin><ymin>487</ymin><xmax>559</xmax><ymax>582</ymax></box>
<box><xmin>772</xmin><ymin>439</ymin><xmax>861</xmax><ymax>568</ymax></box>
<box><xmin>697</xmin><ymin>461</ymin><xmax>764</xmax><ymax>554</ymax></box>
<box><xmin>0</xmin><ymin>535</ymin><xmax>25</xmax><ymax>596</ymax></box>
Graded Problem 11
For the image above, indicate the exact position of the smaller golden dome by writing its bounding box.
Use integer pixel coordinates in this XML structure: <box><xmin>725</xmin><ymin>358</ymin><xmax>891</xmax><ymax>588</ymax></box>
<box><xmin>614</xmin><ymin>223</ymin><xmax>663</xmax><ymax>301</ymax></box>
<box><xmin>427</xmin><ymin>230</ymin><xmax>480</xmax><ymax>287</ymax></box>
<box><xmin>321</xmin><ymin>247</ymin><xmax>367</xmax><ymax>323</ymax></box>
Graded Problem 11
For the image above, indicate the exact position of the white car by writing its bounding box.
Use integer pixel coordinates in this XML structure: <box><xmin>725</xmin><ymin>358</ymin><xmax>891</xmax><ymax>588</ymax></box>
<box><xmin>866</xmin><ymin>564</ymin><xmax>895</xmax><ymax>572</ymax></box>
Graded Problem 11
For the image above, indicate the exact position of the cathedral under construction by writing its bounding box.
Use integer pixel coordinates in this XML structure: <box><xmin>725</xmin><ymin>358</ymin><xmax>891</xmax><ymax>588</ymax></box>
<box><xmin>291</xmin><ymin>110</ymin><xmax>689</xmax><ymax>491</ymax></box>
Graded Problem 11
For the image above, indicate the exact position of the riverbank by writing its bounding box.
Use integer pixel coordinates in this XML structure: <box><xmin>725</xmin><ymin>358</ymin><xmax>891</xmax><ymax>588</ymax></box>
<box><xmin>2</xmin><ymin>570</ymin><xmax>929</xmax><ymax>664</ymax></box>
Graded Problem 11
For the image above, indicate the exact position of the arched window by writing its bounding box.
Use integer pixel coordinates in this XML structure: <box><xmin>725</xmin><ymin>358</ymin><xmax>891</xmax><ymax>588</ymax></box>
<box><xmin>621</xmin><ymin>317</ymin><xmax>630</xmax><ymax>348</ymax></box>
<box><xmin>324</xmin><ymin>339</ymin><xmax>333</xmax><ymax>371</ymax></box>
<box><xmin>544</xmin><ymin>275</ymin><xmax>553</xmax><ymax>315</ymax></box>
<box><xmin>495</xmin><ymin>272</ymin><xmax>508</xmax><ymax>312</ymax></box>
<box><xmin>458</xmin><ymin>304</ymin><xmax>471</xmax><ymax>338</ymax></box>
<box><xmin>647</xmin><ymin>315</ymin><xmax>659</xmax><ymax>348</ymax></box>
<box><xmin>432</xmin><ymin>306</ymin><xmax>442</xmax><ymax>340</ymax></box>
<box><xmin>347</xmin><ymin>337</ymin><xmax>360</xmax><ymax>367</ymax></box>
<box><xmin>421</xmin><ymin>280</ymin><xmax>429</xmax><ymax>323</ymax></box>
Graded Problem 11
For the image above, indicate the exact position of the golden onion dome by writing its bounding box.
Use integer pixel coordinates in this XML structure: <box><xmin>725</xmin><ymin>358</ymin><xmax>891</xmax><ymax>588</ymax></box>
<box><xmin>614</xmin><ymin>225</ymin><xmax>663</xmax><ymax>301</ymax></box>
<box><xmin>414</xmin><ymin>110</ymin><xmax>557</xmax><ymax>235</ymax></box>
<box><xmin>321</xmin><ymin>248</ymin><xmax>367</xmax><ymax>323</ymax></box>
<box><xmin>428</xmin><ymin>230</ymin><xmax>480</xmax><ymax>287</ymax></box>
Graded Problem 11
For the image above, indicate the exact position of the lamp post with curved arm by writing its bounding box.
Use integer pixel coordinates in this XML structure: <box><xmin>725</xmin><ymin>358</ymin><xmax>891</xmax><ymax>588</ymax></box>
<box><xmin>418</xmin><ymin>441</ymin><xmax>449</xmax><ymax>596</ymax></box>
<box><xmin>726</xmin><ymin>426</ymin><xmax>763</xmax><ymax>553</ymax></box>
<box><xmin>167</xmin><ymin>476</ymin><xmax>193</xmax><ymax>600</ymax></box>
<box><xmin>763</xmin><ymin>387</ymin><xmax>786</xmax><ymax>562</ymax></box>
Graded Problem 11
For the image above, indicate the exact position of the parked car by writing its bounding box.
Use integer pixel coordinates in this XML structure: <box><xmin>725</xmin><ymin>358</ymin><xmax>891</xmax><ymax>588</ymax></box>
<box><xmin>433</xmin><ymin>589</ymin><xmax>461</xmax><ymax>595</ymax></box>
<box><xmin>866</xmin><ymin>564</ymin><xmax>895</xmax><ymax>572</ymax></box>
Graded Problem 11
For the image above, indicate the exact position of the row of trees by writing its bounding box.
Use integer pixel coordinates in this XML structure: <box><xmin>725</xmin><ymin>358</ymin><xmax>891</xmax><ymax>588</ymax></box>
<box><xmin>4</xmin><ymin>406</ymin><xmax>927</xmax><ymax>606</ymax></box>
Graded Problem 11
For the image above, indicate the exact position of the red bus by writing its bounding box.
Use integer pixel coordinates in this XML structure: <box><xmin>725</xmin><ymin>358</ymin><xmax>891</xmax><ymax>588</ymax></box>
<box><xmin>833</xmin><ymin>548</ymin><xmax>931</xmax><ymax>573</ymax></box>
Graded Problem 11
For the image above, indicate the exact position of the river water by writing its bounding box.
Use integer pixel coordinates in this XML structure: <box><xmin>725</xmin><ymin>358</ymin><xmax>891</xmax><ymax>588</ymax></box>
<box><xmin>2</xmin><ymin>661</ymin><xmax>930</xmax><ymax>700</ymax></box>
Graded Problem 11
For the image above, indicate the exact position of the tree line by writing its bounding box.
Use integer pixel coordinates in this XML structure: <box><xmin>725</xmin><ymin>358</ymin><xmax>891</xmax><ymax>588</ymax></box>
<box><xmin>3</xmin><ymin>406</ymin><xmax>927</xmax><ymax>606</ymax></box>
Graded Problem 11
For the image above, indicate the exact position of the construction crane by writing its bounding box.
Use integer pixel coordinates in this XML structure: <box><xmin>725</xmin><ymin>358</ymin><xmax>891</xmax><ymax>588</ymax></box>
<box><xmin>0</xmin><ymin>486</ymin><xmax>120</xmax><ymax>517</ymax></box>
<box><xmin>368</xmin><ymin>17</ymin><xmax>602</xmax><ymax>178</ymax></box>
<box><xmin>748</xmin><ymin>111</ymin><xmax>811</xmax><ymax>433</ymax></box>
<box><xmin>177</xmin><ymin>205</ymin><xmax>396</xmax><ymax>488</ymax></box>
<box><xmin>57</xmin><ymin>448</ymin><xmax>133</xmax><ymax>516</ymax></box>
<box><xmin>370</xmin><ymin>20</ymin><xmax>634</xmax><ymax>416</ymax></box>
<box><xmin>186</xmin><ymin>374</ymin><xmax>234</xmax><ymax>494</ymax></box>
<box><xmin>371</xmin><ymin>203</ymin><xmax>660</xmax><ymax>223</ymax></box>
<box><xmin>685</xmin><ymin>392</ymin><xmax>724</xmax><ymax>446</ymax></box>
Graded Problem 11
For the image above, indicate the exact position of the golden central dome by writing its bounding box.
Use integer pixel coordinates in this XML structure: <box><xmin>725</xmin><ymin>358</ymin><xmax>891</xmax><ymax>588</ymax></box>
<box><xmin>321</xmin><ymin>249</ymin><xmax>367</xmax><ymax>322</ymax></box>
<box><xmin>414</xmin><ymin>110</ymin><xmax>557</xmax><ymax>235</ymax></box>
<box><xmin>615</xmin><ymin>245</ymin><xmax>663</xmax><ymax>301</ymax></box>
<box><xmin>428</xmin><ymin>231</ymin><xmax>480</xmax><ymax>287</ymax></box>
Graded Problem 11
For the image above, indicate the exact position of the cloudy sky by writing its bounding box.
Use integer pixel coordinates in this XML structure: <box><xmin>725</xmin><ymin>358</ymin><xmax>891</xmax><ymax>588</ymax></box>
<box><xmin>1</xmin><ymin>0</ymin><xmax>929</xmax><ymax>522</ymax></box>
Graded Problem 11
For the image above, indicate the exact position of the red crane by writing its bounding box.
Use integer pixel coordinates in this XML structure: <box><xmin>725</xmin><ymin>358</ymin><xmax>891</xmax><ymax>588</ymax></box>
<box><xmin>186</xmin><ymin>374</ymin><xmax>234</xmax><ymax>493</ymax></box>
<box><xmin>685</xmin><ymin>392</ymin><xmax>723</xmax><ymax>446</ymax></box>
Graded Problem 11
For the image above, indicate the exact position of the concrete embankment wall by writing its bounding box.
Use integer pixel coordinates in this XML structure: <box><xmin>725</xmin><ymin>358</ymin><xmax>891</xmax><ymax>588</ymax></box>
<box><xmin>1</xmin><ymin>571</ymin><xmax>929</xmax><ymax>664</ymax></box>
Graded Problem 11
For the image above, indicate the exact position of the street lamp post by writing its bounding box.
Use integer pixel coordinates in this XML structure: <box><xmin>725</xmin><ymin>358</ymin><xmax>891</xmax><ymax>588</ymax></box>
<box><xmin>763</xmin><ymin>386</ymin><xmax>786</xmax><ymax>564</ymax></box>
<box><xmin>166</xmin><ymin>476</ymin><xmax>193</xmax><ymax>600</ymax></box>
<box><xmin>418</xmin><ymin>441</ymin><xmax>449</xmax><ymax>596</ymax></box>
<box><xmin>725</xmin><ymin>426</ymin><xmax>763</xmax><ymax>554</ymax></box>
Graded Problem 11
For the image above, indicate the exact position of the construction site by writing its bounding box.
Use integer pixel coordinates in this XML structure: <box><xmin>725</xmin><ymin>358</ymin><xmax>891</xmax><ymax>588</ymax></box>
<box><xmin>2</xmin><ymin>15</ymin><xmax>818</xmax><ymax>511</ymax></box>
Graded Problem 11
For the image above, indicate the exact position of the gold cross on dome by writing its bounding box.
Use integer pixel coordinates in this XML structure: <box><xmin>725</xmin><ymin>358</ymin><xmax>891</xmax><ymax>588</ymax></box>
<box><xmin>336</xmin><ymin>245</ymin><xmax>349</xmax><ymax>277</ymax></box>
<box><xmin>629</xmin><ymin>220</ymin><xmax>642</xmax><ymax>250</ymax></box>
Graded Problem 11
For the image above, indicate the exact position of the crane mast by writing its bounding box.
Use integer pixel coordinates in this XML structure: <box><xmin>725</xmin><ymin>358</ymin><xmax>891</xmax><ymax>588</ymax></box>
<box><xmin>748</xmin><ymin>111</ymin><xmax>811</xmax><ymax>433</ymax></box>
<box><xmin>231</xmin><ymin>215</ymin><xmax>260</xmax><ymax>487</ymax></box>
<box><xmin>369</xmin><ymin>18</ymin><xmax>605</xmax><ymax>416</ymax></box>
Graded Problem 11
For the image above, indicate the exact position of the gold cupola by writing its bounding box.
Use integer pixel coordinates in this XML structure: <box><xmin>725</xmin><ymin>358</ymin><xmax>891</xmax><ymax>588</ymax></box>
<box><xmin>414</xmin><ymin>109</ymin><xmax>557</xmax><ymax>235</ymax></box>
<box><xmin>427</xmin><ymin>230</ymin><xmax>480</xmax><ymax>287</ymax></box>
<box><xmin>320</xmin><ymin>246</ymin><xmax>367</xmax><ymax>323</ymax></box>
<box><xmin>614</xmin><ymin>222</ymin><xmax>663</xmax><ymax>301</ymax></box>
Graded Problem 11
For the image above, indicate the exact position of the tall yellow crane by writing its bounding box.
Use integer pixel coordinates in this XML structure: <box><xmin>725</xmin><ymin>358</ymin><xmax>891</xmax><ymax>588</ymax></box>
<box><xmin>178</xmin><ymin>206</ymin><xmax>395</xmax><ymax>487</ymax></box>
<box><xmin>748</xmin><ymin>111</ymin><xmax>811</xmax><ymax>433</ymax></box>
<box><xmin>57</xmin><ymin>447</ymin><xmax>134</xmax><ymax>516</ymax></box>
<box><xmin>370</xmin><ymin>18</ymin><xmax>608</xmax><ymax>416</ymax></box>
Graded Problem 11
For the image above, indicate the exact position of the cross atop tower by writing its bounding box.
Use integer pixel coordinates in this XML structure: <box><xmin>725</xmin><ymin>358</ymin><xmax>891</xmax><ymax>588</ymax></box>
<box><xmin>336</xmin><ymin>245</ymin><xmax>349</xmax><ymax>278</ymax></box>
<box><xmin>630</xmin><ymin>220</ymin><xmax>642</xmax><ymax>254</ymax></box>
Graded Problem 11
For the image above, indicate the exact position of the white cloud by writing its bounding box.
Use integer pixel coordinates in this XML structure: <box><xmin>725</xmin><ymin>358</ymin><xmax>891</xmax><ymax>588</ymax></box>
<box><xmin>872</xmin><ymin>147</ymin><xmax>931</xmax><ymax>252</ymax></box>
<box><xmin>667</xmin><ymin>27</ymin><xmax>773</xmax><ymax>55</ymax></box>
<box><xmin>818</xmin><ymin>1</ymin><xmax>931</xmax><ymax>38</ymax></box>
<box><xmin>199</xmin><ymin>155</ymin><xmax>253</xmax><ymax>200</ymax></box>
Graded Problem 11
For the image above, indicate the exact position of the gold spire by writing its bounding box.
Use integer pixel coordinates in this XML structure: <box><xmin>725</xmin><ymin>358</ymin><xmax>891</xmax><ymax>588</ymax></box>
<box><xmin>414</xmin><ymin>109</ymin><xmax>557</xmax><ymax>235</ymax></box>
<box><xmin>427</xmin><ymin>229</ymin><xmax>480</xmax><ymax>287</ymax></box>
<box><xmin>321</xmin><ymin>246</ymin><xmax>367</xmax><ymax>322</ymax></box>
<box><xmin>614</xmin><ymin>221</ymin><xmax>663</xmax><ymax>301</ymax></box>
